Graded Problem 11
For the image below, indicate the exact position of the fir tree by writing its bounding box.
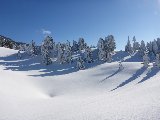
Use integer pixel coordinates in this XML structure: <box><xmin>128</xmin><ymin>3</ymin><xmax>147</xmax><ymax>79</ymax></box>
<box><xmin>143</xmin><ymin>52</ymin><xmax>150</xmax><ymax>67</ymax></box>
<box><xmin>132</xmin><ymin>36</ymin><xmax>140</xmax><ymax>52</ymax></box>
<box><xmin>76</xmin><ymin>57</ymin><xmax>85</xmax><ymax>70</ymax></box>
<box><xmin>78</xmin><ymin>38</ymin><xmax>85</xmax><ymax>51</ymax></box>
<box><xmin>72</xmin><ymin>40</ymin><xmax>79</xmax><ymax>52</ymax></box>
<box><xmin>97</xmin><ymin>38</ymin><xmax>106</xmax><ymax>60</ymax></box>
<box><xmin>57</xmin><ymin>43</ymin><xmax>64</xmax><ymax>64</ymax></box>
<box><xmin>84</xmin><ymin>46</ymin><xmax>93</xmax><ymax>63</ymax></box>
<box><xmin>104</xmin><ymin>35</ymin><xmax>116</xmax><ymax>53</ymax></box>
<box><xmin>146</xmin><ymin>42</ymin><xmax>153</xmax><ymax>54</ymax></box>
<box><xmin>139</xmin><ymin>40</ymin><xmax>146</xmax><ymax>56</ymax></box>
<box><xmin>17</xmin><ymin>50</ymin><xmax>22</xmax><ymax>59</ymax></box>
<box><xmin>152</xmin><ymin>40</ymin><xmax>158</xmax><ymax>55</ymax></box>
<box><xmin>64</xmin><ymin>42</ymin><xmax>72</xmax><ymax>63</ymax></box>
<box><xmin>155</xmin><ymin>54</ymin><xmax>160</xmax><ymax>68</ymax></box>
<box><xmin>125</xmin><ymin>36</ymin><xmax>133</xmax><ymax>54</ymax></box>
<box><xmin>41</xmin><ymin>36</ymin><xmax>53</xmax><ymax>65</ymax></box>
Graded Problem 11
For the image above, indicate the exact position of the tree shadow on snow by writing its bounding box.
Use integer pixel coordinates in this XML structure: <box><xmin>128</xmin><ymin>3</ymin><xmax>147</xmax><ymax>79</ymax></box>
<box><xmin>0</xmin><ymin>50</ymin><xmax>148</xmax><ymax>77</ymax></box>
<box><xmin>138</xmin><ymin>67</ymin><xmax>159</xmax><ymax>84</ymax></box>
<box><xmin>111</xmin><ymin>66</ymin><xmax>147</xmax><ymax>91</ymax></box>
<box><xmin>0</xmin><ymin>53</ymin><xmax>105</xmax><ymax>77</ymax></box>
<box><xmin>100</xmin><ymin>68</ymin><xmax>121</xmax><ymax>83</ymax></box>
<box><xmin>124</xmin><ymin>52</ymin><xmax>143</xmax><ymax>62</ymax></box>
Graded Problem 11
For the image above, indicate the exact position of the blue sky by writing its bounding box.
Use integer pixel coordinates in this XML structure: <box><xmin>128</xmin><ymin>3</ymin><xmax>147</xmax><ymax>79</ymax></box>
<box><xmin>0</xmin><ymin>0</ymin><xmax>160</xmax><ymax>50</ymax></box>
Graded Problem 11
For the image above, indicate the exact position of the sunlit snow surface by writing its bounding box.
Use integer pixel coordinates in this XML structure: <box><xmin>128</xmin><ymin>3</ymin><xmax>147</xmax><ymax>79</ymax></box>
<box><xmin>0</xmin><ymin>47</ymin><xmax>160</xmax><ymax>120</ymax></box>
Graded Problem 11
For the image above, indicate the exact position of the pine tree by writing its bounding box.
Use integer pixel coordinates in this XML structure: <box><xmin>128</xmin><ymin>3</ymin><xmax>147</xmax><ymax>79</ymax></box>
<box><xmin>17</xmin><ymin>50</ymin><xmax>22</xmax><ymax>59</ymax></box>
<box><xmin>125</xmin><ymin>36</ymin><xmax>133</xmax><ymax>54</ymax></box>
<box><xmin>132</xmin><ymin>36</ymin><xmax>140</xmax><ymax>52</ymax></box>
<box><xmin>31</xmin><ymin>40</ymin><xmax>36</xmax><ymax>56</ymax></box>
<box><xmin>84</xmin><ymin>46</ymin><xmax>93</xmax><ymax>63</ymax></box>
<box><xmin>78</xmin><ymin>38</ymin><xmax>85</xmax><ymax>51</ymax></box>
<box><xmin>97</xmin><ymin>38</ymin><xmax>106</xmax><ymax>60</ymax></box>
<box><xmin>143</xmin><ymin>52</ymin><xmax>150</xmax><ymax>67</ymax></box>
<box><xmin>146</xmin><ymin>42</ymin><xmax>153</xmax><ymax>54</ymax></box>
<box><xmin>12</xmin><ymin>43</ymin><xmax>17</xmax><ymax>50</ymax></box>
<box><xmin>41</xmin><ymin>36</ymin><xmax>53</xmax><ymax>65</ymax></box>
<box><xmin>72</xmin><ymin>40</ymin><xmax>79</xmax><ymax>52</ymax></box>
<box><xmin>152</xmin><ymin>39</ymin><xmax>158</xmax><ymax>55</ymax></box>
<box><xmin>64</xmin><ymin>42</ymin><xmax>72</xmax><ymax>63</ymax></box>
<box><xmin>106</xmin><ymin>52</ymin><xmax>112</xmax><ymax>62</ymax></box>
<box><xmin>104</xmin><ymin>35</ymin><xmax>116</xmax><ymax>61</ymax></box>
<box><xmin>156</xmin><ymin>38</ymin><xmax>160</xmax><ymax>52</ymax></box>
<box><xmin>76</xmin><ymin>57</ymin><xmax>85</xmax><ymax>70</ymax></box>
<box><xmin>57</xmin><ymin>43</ymin><xmax>64</xmax><ymax>64</ymax></box>
<box><xmin>139</xmin><ymin>40</ymin><xmax>146</xmax><ymax>56</ymax></box>
<box><xmin>155</xmin><ymin>54</ymin><xmax>160</xmax><ymax>68</ymax></box>
<box><xmin>0</xmin><ymin>37</ymin><xmax>3</xmax><ymax>47</ymax></box>
<box><xmin>104</xmin><ymin>35</ymin><xmax>116</xmax><ymax>53</ymax></box>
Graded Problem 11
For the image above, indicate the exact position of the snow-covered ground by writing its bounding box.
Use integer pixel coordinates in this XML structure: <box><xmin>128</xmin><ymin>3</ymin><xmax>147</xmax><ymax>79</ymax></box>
<box><xmin>0</xmin><ymin>47</ymin><xmax>160</xmax><ymax>120</ymax></box>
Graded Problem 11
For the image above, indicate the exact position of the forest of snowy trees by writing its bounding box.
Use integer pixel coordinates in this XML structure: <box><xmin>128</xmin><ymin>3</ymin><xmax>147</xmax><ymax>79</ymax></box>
<box><xmin>125</xmin><ymin>36</ymin><xmax>160</xmax><ymax>67</ymax></box>
<box><xmin>7</xmin><ymin>35</ymin><xmax>115</xmax><ymax>70</ymax></box>
<box><xmin>1</xmin><ymin>34</ymin><xmax>160</xmax><ymax>69</ymax></box>
<box><xmin>37</xmin><ymin>35</ymin><xmax>116</xmax><ymax>69</ymax></box>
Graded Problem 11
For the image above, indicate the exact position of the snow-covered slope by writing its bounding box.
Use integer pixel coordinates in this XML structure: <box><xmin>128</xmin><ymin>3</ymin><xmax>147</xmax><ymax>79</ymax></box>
<box><xmin>0</xmin><ymin>47</ymin><xmax>160</xmax><ymax>120</ymax></box>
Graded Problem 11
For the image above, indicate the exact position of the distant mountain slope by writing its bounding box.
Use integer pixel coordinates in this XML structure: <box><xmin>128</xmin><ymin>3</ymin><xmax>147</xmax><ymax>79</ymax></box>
<box><xmin>0</xmin><ymin>35</ymin><xmax>25</xmax><ymax>49</ymax></box>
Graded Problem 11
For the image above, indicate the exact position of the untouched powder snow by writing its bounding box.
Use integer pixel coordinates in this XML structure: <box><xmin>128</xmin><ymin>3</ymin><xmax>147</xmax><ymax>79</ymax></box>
<box><xmin>0</xmin><ymin>47</ymin><xmax>160</xmax><ymax>120</ymax></box>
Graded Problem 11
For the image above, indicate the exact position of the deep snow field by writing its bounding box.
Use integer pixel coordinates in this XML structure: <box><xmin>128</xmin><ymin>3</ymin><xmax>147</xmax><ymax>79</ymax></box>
<box><xmin>0</xmin><ymin>47</ymin><xmax>160</xmax><ymax>120</ymax></box>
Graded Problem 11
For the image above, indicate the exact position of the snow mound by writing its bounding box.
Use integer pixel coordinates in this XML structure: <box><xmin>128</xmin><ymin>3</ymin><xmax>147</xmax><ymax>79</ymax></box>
<box><xmin>0</xmin><ymin>47</ymin><xmax>160</xmax><ymax>120</ymax></box>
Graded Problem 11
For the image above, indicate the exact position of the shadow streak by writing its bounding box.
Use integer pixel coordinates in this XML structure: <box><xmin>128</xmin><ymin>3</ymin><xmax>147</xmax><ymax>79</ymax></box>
<box><xmin>111</xmin><ymin>66</ymin><xmax>147</xmax><ymax>91</ymax></box>
<box><xmin>100</xmin><ymin>68</ymin><xmax>121</xmax><ymax>83</ymax></box>
<box><xmin>138</xmin><ymin>67</ymin><xmax>159</xmax><ymax>84</ymax></box>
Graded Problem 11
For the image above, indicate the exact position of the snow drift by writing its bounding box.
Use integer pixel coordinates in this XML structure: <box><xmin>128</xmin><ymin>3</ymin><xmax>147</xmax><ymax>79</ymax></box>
<box><xmin>0</xmin><ymin>47</ymin><xmax>160</xmax><ymax>120</ymax></box>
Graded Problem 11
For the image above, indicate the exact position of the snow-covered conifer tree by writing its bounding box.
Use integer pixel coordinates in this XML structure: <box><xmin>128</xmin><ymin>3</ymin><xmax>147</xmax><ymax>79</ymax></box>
<box><xmin>17</xmin><ymin>50</ymin><xmax>22</xmax><ymax>59</ymax></box>
<box><xmin>19</xmin><ymin>44</ymin><xmax>25</xmax><ymax>51</ymax></box>
<box><xmin>139</xmin><ymin>40</ymin><xmax>146</xmax><ymax>56</ymax></box>
<box><xmin>41</xmin><ymin>36</ymin><xmax>53</xmax><ymax>65</ymax></box>
<box><xmin>143</xmin><ymin>52</ymin><xmax>150</xmax><ymax>67</ymax></box>
<box><xmin>24</xmin><ymin>40</ymin><xmax>36</xmax><ymax>56</ymax></box>
<box><xmin>146</xmin><ymin>42</ymin><xmax>153</xmax><ymax>54</ymax></box>
<box><xmin>152</xmin><ymin>40</ymin><xmax>158</xmax><ymax>55</ymax></box>
<box><xmin>125</xmin><ymin>36</ymin><xmax>133</xmax><ymax>54</ymax></box>
<box><xmin>12</xmin><ymin>43</ymin><xmax>17</xmax><ymax>50</ymax></box>
<box><xmin>97</xmin><ymin>38</ymin><xmax>106</xmax><ymax>60</ymax></box>
<box><xmin>41</xmin><ymin>45</ymin><xmax>52</xmax><ymax>65</ymax></box>
<box><xmin>104</xmin><ymin>35</ymin><xmax>116</xmax><ymax>61</ymax></box>
<box><xmin>106</xmin><ymin>52</ymin><xmax>112</xmax><ymax>62</ymax></box>
<box><xmin>155</xmin><ymin>53</ymin><xmax>160</xmax><ymax>68</ymax></box>
<box><xmin>64</xmin><ymin>42</ymin><xmax>72</xmax><ymax>63</ymax></box>
<box><xmin>78</xmin><ymin>38</ymin><xmax>85</xmax><ymax>51</ymax></box>
<box><xmin>104</xmin><ymin>35</ymin><xmax>116</xmax><ymax>53</ymax></box>
<box><xmin>30</xmin><ymin>40</ymin><xmax>36</xmax><ymax>56</ymax></box>
<box><xmin>84</xmin><ymin>46</ymin><xmax>93</xmax><ymax>63</ymax></box>
<box><xmin>76</xmin><ymin>57</ymin><xmax>85</xmax><ymax>70</ymax></box>
<box><xmin>0</xmin><ymin>39</ymin><xmax>3</xmax><ymax>47</ymax></box>
<box><xmin>156</xmin><ymin>38</ymin><xmax>160</xmax><ymax>52</ymax></box>
<box><xmin>25</xmin><ymin>44</ymin><xmax>32</xmax><ymax>55</ymax></box>
<box><xmin>132</xmin><ymin>36</ymin><xmax>140</xmax><ymax>52</ymax></box>
<box><xmin>57</xmin><ymin>43</ymin><xmax>64</xmax><ymax>64</ymax></box>
<box><xmin>72</xmin><ymin>40</ymin><xmax>79</xmax><ymax>52</ymax></box>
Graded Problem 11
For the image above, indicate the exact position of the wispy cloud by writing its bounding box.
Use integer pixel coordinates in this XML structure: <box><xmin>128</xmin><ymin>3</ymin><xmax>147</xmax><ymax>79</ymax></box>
<box><xmin>42</xmin><ymin>29</ymin><xmax>51</xmax><ymax>35</ymax></box>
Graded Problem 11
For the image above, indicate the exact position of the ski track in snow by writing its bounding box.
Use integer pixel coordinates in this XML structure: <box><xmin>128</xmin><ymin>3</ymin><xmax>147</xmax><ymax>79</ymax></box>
<box><xmin>0</xmin><ymin>47</ymin><xmax>160</xmax><ymax>120</ymax></box>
